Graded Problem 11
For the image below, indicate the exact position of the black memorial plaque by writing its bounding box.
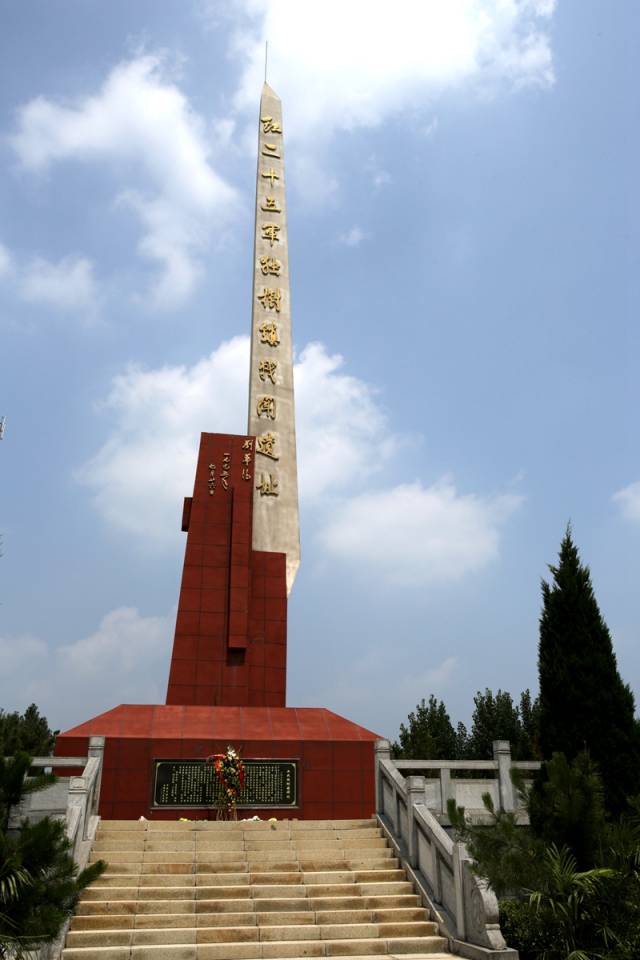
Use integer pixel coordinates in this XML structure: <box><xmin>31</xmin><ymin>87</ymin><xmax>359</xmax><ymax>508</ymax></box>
<box><xmin>152</xmin><ymin>759</ymin><xmax>298</xmax><ymax>808</ymax></box>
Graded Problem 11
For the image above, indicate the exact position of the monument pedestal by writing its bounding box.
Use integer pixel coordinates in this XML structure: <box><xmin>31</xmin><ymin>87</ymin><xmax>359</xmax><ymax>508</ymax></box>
<box><xmin>55</xmin><ymin>705</ymin><xmax>378</xmax><ymax>820</ymax></box>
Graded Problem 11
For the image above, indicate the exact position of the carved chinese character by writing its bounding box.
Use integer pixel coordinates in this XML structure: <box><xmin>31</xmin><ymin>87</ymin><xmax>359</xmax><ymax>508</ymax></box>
<box><xmin>258</xmin><ymin>321</ymin><xmax>280</xmax><ymax>347</ymax></box>
<box><xmin>256</xmin><ymin>473</ymin><xmax>279</xmax><ymax>496</ymax></box>
<box><xmin>261</xmin><ymin>224</ymin><xmax>280</xmax><ymax>246</ymax></box>
<box><xmin>256</xmin><ymin>396</ymin><xmax>276</xmax><ymax>420</ymax></box>
<box><xmin>221</xmin><ymin>453</ymin><xmax>231</xmax><ymax>491</ymax></box>
<box><xmin>258</xmin><ymin>359</ymin><xmax>277</xmax><ymax>384</ymax></box>
<box><xmin>257</xmin><ymin>432</ymin><xmax>279</xmax><ymax>460</ymax></box>
<box><xmin>260</xmin><ymin>116</ymin><xmax>282</xmax><ymax>134</ymax></box>
<box><xmin>261</xmin><ymin>168</ymin><xmax>279</xmax><ymax>187</ymax></box>
<box><xmin>242</xmin><ymin>453</ymin><xmax>252</xmax><ymax>465</ymax></box>
<box><xmin>241</xmin><ymin>467</ymin><xmax>251</xmax><ymax>481</ymax></box>
<box><xmin>261</xmin><ymin>196</ymin><xmax>281</xmax><ymax>213</ymax></box>
<box><xmin>259</xmin><ymin>256</ymin><xmax>282</xmax><ymax>277</ymax></box>
<box><xmin>262</xmin><ymin>143</ymin><xmax>280</xmax><ymax>159</ymax></box>
<box><xmin>257</xmin><ymin>287</ymin><xmax>282</xmax><ymax>312</ymax></box>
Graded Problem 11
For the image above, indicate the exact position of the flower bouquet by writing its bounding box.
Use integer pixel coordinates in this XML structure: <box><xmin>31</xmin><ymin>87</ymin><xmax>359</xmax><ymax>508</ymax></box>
<box><xmin>206</xmin><ymin>746</ymin><xmax>245</xmax><ymax>820</ymax></box>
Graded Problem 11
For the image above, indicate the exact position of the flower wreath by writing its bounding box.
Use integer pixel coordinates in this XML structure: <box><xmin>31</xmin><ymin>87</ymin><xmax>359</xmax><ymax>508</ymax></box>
<box><xmin>206</xmin><ymin>746</ymin><xmax>245</xmax><ymax>810</ymax></box>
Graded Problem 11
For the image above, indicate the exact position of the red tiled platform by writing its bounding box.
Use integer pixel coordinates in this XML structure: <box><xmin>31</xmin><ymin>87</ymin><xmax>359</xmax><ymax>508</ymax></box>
<box><xmin>56</xmin><ymin>705</ymin><xmax>380</xmax><ymax>821</ymax></box>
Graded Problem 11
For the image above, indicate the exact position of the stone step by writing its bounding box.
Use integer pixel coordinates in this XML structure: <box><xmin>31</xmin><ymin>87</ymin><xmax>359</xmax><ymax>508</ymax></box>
<box><xmin>75</xmin><ymin>894</ymin><xmax>422</xmax><ymax>917</ymax></box>
<box><xmin>98</xmin><ymin>819</ymin><xmax>379</xmax><ymax>831</ymax></box>
<box><xmin>64</xmin><ymin>818</ymin><xmax>454</xmax><ymax>960</ymax></box>
<box><xmin>70</xmin><ymin>907</ymin><xmax>428</xmax><ymax>930</ymax></box>
<box><xmin>94</xmin><ymin>834</ymin><xmax>387</xmax><ymax>853</ymax></box>
<box><xmin>70</xmin><ymin>907</ymin><xmax>429</xmax><ymax>932</ymax></box>
<box><xmin>91</xmin><ymin>848</ymin><xmax>395</xmax><ymax>865</ymax></box>
<box><xmin>95</xmin><ymin>870</ymin><xmax>406</xmax><ymax>890</ymax></box>
<box><xmin>62</xmin><ymin>934</ymin><xmax>448</xmax><ymax>959</ymax></box>
<box><xmin>93</xmin><ymin>830</ymin><xmax>384</xmax><ymax>840</ymax></box>
<box><xmin>100</xmin><ymin>857</ymin><xmax>399</xmax><ymax>876</ymax></box>
<box><xmin>67</xmin><ymin>921</ymin><xmax>440</xmax><ymax>948</ymax></box>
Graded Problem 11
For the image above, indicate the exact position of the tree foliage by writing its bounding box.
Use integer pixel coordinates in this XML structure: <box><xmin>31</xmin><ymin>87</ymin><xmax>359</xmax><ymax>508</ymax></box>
<box><xmin>393</xmin><ymin>695</ymin><xmax>465</xmax><ymax>759</ymax></box>
<box><xmin>0</xmin><ymin>817</ymin><xmax>105</xmax><ymax>958</ymax></box>
<box><xmin>450</xmin><ymin>756</ymin><xmax>640</xmax><ymax>960</ymax></box>
<box><xmin>528</xmin><ymin>752</ymin><xmax>607</xmax><ymax>871</ymax></box>
<box><xmin>0</xmin><ymin>742</ymin><xmax>105</xmax><ymax>957</ymax></box>
<box><xmin>394</xmin><ymin>689</ymin><xmax>540</xmax><ymax>761</ymax></box>
<box><xmin>0</xmin><ymin>705</ymin><xmax>56</xmax><ymax>759</ymax></box>
<box><xmin>467</xmin><ymin>688</ymin><xmax>540</xmax><ymax>760</ymax></box>
<box><xmin>538</xmin><ymin>528</ymin><xmax>640</xmax><ymax>813</ymax></box>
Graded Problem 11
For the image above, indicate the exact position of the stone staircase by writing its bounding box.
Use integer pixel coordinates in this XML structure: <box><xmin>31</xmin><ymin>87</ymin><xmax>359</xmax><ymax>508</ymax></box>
<box><xmin>63</xmin><ymin>817</ymin><xmax>451</xmax><ymax>959</ymax></box>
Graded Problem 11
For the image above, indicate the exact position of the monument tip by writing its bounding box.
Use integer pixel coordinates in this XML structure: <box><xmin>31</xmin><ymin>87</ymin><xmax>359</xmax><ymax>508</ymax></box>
<box><xmin>261</xmin><ymin>81</ymin><xmax>280</xmax><ymax>101</ymax></box>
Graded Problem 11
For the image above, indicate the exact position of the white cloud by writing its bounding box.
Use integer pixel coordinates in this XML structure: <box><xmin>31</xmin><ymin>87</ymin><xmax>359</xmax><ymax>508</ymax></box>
<box><xmin>76</xmin><ymin>337</ymin><xmax>248</xmax><ymax>543</ymax></box>
<box><xmin>320</xmin><ymin>480</ymin><xmax>523</xmax><ymax>585</ymax></box>
<box><xmin>612</xmin><ymin>482</ymin><xmax>640</xmax><ymax>523</ymax></box>
<box><xmin>10</xmin><ymin>55</ymin><xmax>237</xmax><ymax>308</ymax></box>
<box><xmin>232</xmin><ymin>0</ymin><xmax>556</xmax><ymax>145</ymax></box>
<box><xmin>302</xmin><ymin>650</ymin><xmax>459</xmax><ymax>738</ymax></box>
<box><xmin>296</xmin><ymin>342</ymin><xmax>396</xmax><ymax>498</ymax></box>
<box><xmin>76</xmin><ymin>337</ymin><xmax>394</xmax><ymax>542</ymax></box>
<box><xmin>19</xmin><ymin>255</ymin><xmax>97</xmax><ymax>313</ymax></box>
<box><xmin>338</xmin><ymin>226</ymin><xmax>368</xmax><ymax>248</ymax></box>
<box><xmin>423</xmin><ymin>116</ymin><xmax>440</xmax><ymax>138</ymax></box>
<box><xmin>0</xmin><ymin>608</ymin><xmax>172</xmax><ymax>731</ymax></box>
<box><xmin>365</xmin><ymin>156</ymin><xmax>392</xmax><ymax>190</ymax></box>
<box><xmin>0</xmin><ymin>241</ymin><xmax>12</xmax><ymax>278</ymax></box>
<box><xmin>76</xmin><ymin>338</ymin><xmax>520</xmax><ymax>585</ymax></box>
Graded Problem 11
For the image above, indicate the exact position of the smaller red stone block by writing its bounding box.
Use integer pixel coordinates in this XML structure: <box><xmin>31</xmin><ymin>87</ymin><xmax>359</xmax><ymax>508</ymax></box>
<box><xmin>166</xmin><ymin>433</ymin><xmax>288</xmax><ymax>708</ymax></box>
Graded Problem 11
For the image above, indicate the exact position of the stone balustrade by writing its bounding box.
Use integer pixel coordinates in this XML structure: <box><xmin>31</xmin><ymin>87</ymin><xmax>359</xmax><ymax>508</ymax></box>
<box><xmin>375</xmin><ymin>738</ymin><xmax>540</xmax><ymax>959</ymax></box>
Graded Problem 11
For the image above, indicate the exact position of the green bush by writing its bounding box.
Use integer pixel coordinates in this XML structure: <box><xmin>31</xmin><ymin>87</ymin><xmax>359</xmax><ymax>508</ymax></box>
<box><xmin>499</xmin><ymin>899</ymin><xmax>561</xmax><ymax>960</ymax></box>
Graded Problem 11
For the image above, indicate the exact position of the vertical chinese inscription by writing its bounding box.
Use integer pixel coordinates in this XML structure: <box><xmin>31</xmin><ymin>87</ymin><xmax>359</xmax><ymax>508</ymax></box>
<box><xmin>248</xmin><ymin>84</ymin><xmax>300</xmax><ymax>594</ymax></box>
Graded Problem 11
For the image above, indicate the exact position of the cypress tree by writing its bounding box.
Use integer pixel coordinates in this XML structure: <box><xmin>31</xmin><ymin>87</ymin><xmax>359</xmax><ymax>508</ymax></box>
<box><xmin>538</xmin><ymin>527</ymin><xmax>640</xmax><ymax>813</ymax></box>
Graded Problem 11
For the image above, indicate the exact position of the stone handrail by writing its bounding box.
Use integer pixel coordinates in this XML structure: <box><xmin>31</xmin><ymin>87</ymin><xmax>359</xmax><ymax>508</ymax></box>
<box><xmin>390</xmin><ymin>743</ymin><xmax>540</xmax><ymax>825</ymax></box>
<box><xmin>375</xmin><ymin>738</ymin><xmax>521</xmax><ymax>960</ymax></box>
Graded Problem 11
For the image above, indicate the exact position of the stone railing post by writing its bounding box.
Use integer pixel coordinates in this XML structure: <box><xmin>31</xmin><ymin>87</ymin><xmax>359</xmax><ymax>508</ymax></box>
<box><xmin>87</xmin><ymin>735</ymin><xmax>105</xmax><ymax>816</ymax></box>
<box><xmin>405</xmin><ymin>775</ymin><xmax>424</xmax><ymax>867</ymax></box>
<box><xmin>493</xmin><ymin>740</ymin><xmax>514</xmax><ymax>812</ymax></box>
<box><xmin>453</xmin><ymin>840</ymin><xmax>467</xmax><ymax>941</ymax></box>
<box><xmin>440</xmin><ymin>766</ymin><xmax>454</xmax><ymax>816</ymax></box>
<box><xmin>374</xmin><ymin>739</ymin><xmax>391</xmax><ymax>815</ymax></box>
<box><xmin>66</xmin><ymin>775</ymin><xmax>89</xmax><ymax>852</ymax></box>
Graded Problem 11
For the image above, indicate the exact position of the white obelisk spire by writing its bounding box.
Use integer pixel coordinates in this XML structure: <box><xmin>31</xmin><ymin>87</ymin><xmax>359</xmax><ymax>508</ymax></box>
<box><xmin>248</xmin><ymin>83</ymin><xmax>300</xmax><ymax>594</ymax></box>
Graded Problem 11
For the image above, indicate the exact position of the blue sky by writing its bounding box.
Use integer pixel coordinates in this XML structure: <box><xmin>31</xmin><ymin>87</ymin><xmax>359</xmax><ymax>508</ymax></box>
<box><xmin>1</xmin><ymin>0</ymin><xmax>639</xmax><ymax>739</ymax></box>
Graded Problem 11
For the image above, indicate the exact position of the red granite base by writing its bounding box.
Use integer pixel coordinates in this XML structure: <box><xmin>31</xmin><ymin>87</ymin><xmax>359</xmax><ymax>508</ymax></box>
<box><xmin>55</xmin><ymin>705</ymin><xmax>379</xmax><ymax>821</ymax></box>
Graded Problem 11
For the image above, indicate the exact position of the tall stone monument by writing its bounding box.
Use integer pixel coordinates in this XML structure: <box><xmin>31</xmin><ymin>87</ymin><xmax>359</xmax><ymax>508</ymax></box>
<box><xmin>248</xmin><ymin>84</ymin><xmax>300</xmax><ymax>596</ymax></box>
<box><xmin>55</xmin><ymin>85</ymin><xmax>379</xmax><ymax>821</ymax></box>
